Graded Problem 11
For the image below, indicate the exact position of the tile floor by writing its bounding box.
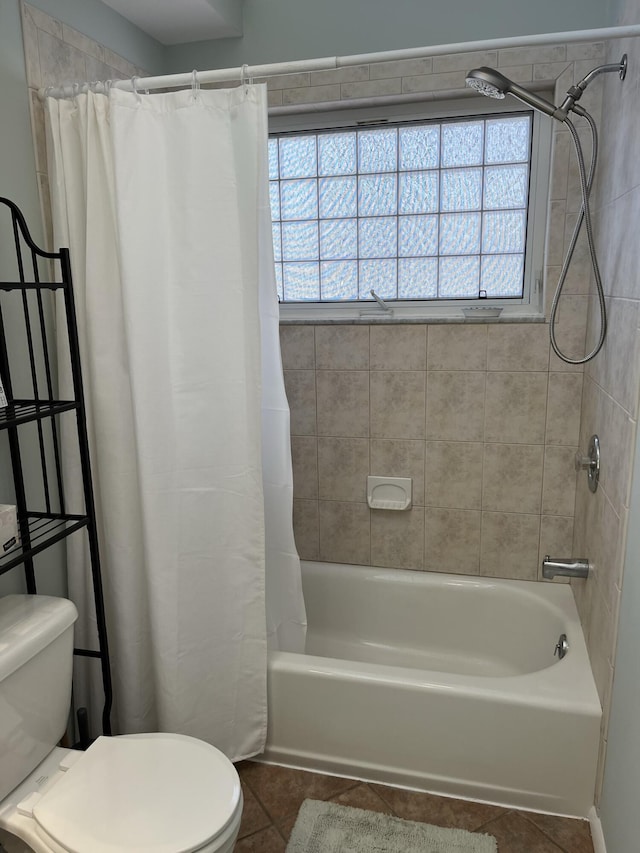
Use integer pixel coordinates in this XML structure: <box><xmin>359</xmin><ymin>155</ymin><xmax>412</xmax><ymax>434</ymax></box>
<box><xmin>234</xmin><ymin>761</ymin><xmax>595</xmax><ymax>852</ymax></box>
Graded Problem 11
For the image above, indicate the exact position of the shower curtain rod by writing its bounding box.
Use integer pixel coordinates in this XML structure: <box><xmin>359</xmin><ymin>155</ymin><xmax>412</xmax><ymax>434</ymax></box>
<box><xmin>41</xmin><ymin>23</ymin><xmax>640</xmax><ymax>100</ymax></box>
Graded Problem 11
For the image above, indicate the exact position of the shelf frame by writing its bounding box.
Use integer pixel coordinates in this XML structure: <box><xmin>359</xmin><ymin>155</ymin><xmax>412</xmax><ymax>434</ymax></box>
<box><xmin>0</xmin><ymin>196</ymin><xmax>112</xmax><ymax>738</ymax></box>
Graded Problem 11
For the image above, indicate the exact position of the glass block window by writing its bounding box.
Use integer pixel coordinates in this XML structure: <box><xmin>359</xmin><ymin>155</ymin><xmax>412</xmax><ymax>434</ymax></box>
<box><xmin>269</xmin><ymin>112</ymin><xmax>533</xmax><ymax>304</ymax></box>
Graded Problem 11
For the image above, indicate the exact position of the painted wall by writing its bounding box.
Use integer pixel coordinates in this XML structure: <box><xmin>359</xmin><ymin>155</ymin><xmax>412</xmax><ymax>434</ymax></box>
<box><xmin>165</xmin><ymin>0</ymin><xmax>611</xmax><ymax>73</ymax></box>
<box><xmin>0</xmin><ymin>0</ymin><xmax>54</xmax><ymax>595</ymax></box>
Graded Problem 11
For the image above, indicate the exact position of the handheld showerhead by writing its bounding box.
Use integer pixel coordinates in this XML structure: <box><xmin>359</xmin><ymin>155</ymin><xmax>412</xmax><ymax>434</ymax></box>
<box><xmin>466</xmin><ymin>56</ymin><xmax>628</xmax><ymax>123</ymax></box>
<box><xmin>465</xmin><ymin>67</ymin><xmax>561</xmax><ymax>118</ymax></box>
<box><xmin>464</xmin><ymin>68</ymin><xmax>509</xmax><ymax>99</ymax></box>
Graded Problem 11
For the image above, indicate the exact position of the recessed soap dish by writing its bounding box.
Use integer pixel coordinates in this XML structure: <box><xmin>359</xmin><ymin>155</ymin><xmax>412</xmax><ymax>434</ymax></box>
<box><xmin>461</xmin><ymin>306</ymin><xmax>503</xmax><ymax>319</ymax></box>
<box><xmin>367</xmin><ymin>476</ymin><xmax>412</xmax><ymax>510</ymax></box>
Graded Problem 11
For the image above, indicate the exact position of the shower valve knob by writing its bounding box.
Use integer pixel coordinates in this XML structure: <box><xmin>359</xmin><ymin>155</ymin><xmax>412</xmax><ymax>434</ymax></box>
<box><xmin>575</xmin><ymin>434</ymin><xmax>600</xmax><ymax>493</ymax></box>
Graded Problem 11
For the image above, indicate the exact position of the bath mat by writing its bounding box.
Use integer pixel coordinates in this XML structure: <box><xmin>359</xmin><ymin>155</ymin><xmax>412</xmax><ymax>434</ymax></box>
<box><xmin>286</xmin><ymin>799</ymin><xmax>497</xmax><ymax>852</ymax></box>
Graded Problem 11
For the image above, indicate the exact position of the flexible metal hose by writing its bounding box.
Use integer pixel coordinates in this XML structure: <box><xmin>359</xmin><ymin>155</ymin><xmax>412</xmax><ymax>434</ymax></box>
<box><xmin>549</xmin><ymin>110</ymin><xmax>606</xmax><ymax>364</ymax></box>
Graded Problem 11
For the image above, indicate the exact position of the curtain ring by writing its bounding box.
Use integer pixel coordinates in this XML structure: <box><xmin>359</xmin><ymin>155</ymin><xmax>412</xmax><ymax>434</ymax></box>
<box><xmin>241</xmin><ymin>63</ymin><xmax>251</xmax><ymax>93</ymax></box>
<box><xmin>192</xmin><ymin>69</ymin><xmax>200</xmax><ymax>100</ymax></box>
<box><xmin>131</xmin><ymin>75</ymin><xmax>142</xmax><ymax>103</ymax></box>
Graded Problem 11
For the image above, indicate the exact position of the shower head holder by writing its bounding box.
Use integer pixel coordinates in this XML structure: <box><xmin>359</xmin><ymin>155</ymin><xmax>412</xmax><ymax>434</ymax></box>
<box><xmin>466</xmin><ymin>55</ymin><xmax>628</xmax><ymax>122</ymax></box>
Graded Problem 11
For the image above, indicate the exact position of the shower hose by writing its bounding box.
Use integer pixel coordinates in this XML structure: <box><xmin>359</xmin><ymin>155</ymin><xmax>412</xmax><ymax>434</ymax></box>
<box><xmin>549</xmin><ymin>110</ymin><xmax>605</xmax><ymax>365</ymax></box>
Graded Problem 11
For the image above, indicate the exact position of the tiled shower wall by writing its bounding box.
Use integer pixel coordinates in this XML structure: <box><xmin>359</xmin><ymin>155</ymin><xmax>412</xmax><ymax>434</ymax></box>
<box><xmin>284</xmin><ymin>323</ymin><xmax>583</xmax><ymax>579</ymax></box>
<box><xmin>275</xmin><ymin>42</ymin><xmax>607</xmax><ymax>582</ymax></box>
<box><xmin>571</xmin><ymin>23</ymin><xmax>640</xmax><ymax>802</ymax></box>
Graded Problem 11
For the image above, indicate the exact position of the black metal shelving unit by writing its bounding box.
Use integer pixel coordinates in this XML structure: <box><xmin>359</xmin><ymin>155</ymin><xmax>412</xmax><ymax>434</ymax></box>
<box><xmin>0</xmin><ymin>196</ymin><xmax>111</xmax><ymax>736</ymax></box>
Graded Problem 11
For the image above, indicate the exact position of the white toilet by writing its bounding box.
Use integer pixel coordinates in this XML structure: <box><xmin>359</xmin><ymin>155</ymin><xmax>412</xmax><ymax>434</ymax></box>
<box><xmin>0</xmin><ymin>595</ymin><xmax>244</xmax><ymax>853</ymax></box>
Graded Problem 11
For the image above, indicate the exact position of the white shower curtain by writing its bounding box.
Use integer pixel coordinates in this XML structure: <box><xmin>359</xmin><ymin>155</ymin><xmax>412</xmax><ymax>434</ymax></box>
<box><xmin>45</xmin><ymin>84</ymin><xmax>305</xmax><ymax>759</ymax></box>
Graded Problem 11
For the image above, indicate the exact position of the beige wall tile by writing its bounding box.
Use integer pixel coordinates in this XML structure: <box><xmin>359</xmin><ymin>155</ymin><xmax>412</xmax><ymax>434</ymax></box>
<box><xmin>538</xmin><ymin>515</ymin><xmax>574</xmax><ymax>581</ymax></box>
<box><xmin>62</xmin><ymin>23</ymin><xmax>104</xmax><ymax>62</ymax></box>
<box><xmin>342</xmin><ymin>78</ymin><xmax>402</xmax><ymax>99</ymax></box>
<box><xmin>426</xmin><ymin>371</ymin><xmax>485</xmax><ymax>441</ymax></box>
<box><xmin>283</xmin><ymin>370</ymin><xmax>316</xmax><ymax>436</ymax></box>
<box><xmin>317</xmin><ymin>437</ymin><xmax>369</xmax><ymax>502</ymax></box>
<box><xmin>293</xmin><ymin>499</ymin><xmax>319</xmax><ymax>560</ymax></box>
<box><xmin>480</xmin><ymin>512</ymin><xmax>541</xmax><ymax>580</ymax></box>
<box><xmin>432</xmin><ymin>50</ymin><xmax>498</xmax><ymax>74</ymax></box>
<box><xmin>371</xmin><ymin>507</ymin><xmax>424</xmax><ymax>570</ymax></box>
<box><xmin>484</xmin><ymin>373</ymin><xmax>547</xmax><ymax>444</ymax></box>
<box><xmin>542</xmin><ymin>445</ymin><xmax>578</xmax><ymax>517</ymax></box>
<box><xmin>316</xmin><ymin>325</ymin><xmax>369</xmax><ymax>370</ymax></box>
<box><xmin>369</xmin><ymin>57</ymin><xmax>432</xmax><ymax>80</ymax></box>
<box><xmin>498</xmin><ymin>45</ymin><xmax>566</xmax><ymax>66</ymax></box>
<box><xmin>319</xmin><ymin>501</ymin><xmax>370</xmax><ymax>564</ymax></box>
<box><xmin>291</xmin><ymin>435</ymin><xmax>318</xmax><ymax>500</ymax></box>
<box><xmin>283</xmin><ymin>84</ymin><xmax>341</xmax><ymax>105</ymax></box>
<box><xmin>425</xmin><ymin>441</ymin><xmax>483</xmax><ymax>510</ymax></box>
<box><xmin>21</xmin><ymin>4</ymin><xmax>42</xmax><ymax>88</ymax></box>
<box><xmin>280</xmin><ymin>325</ymin><xmax>315</xmax><ymax>369</ymax></box>
<box><xmin>546</xmin><ymin>200</ymin><xmax>567</xmax><ymax>267</ymax></box>
<box><xmin>427</xmin><ymin>325</ymin><xmax>487</xmax><ymax>371</ymax></box>
<box><xmin>550</xmin><ymin>131</ymin><xmax>570</xmax><ymax>201</ymax></box>
<box><xmin>85</xmin><ymin>56</ymin><xmax>118</xmax><ymax>83</ymax></box>
<box><xmin>566</xmin><ymin>42</ymin><xmax>606</xmax><ymax>61</ymax></box>
<box><xmin>370</xmin><ymin>439</ymin><xmax>426</xmax><ymax>506</ymax></box>
<box><xmin>533</xmin><ymin>61</ymin><xmax>571</xmax><ymax>81</ymax></box>
<box><xmin>484</xmin><ymin>372</ymin><xmax>548</xmax><ymax>444</ymax></box>
<box><xmin>259</xmin><ymin>72</ymin><xmax>310</xmax><ymax>90</ymax></box>
<box><xmin>23</xmin><ymin>2</ymin><xmax>62</xmax><ymax>38</ymax></box>
<box><xmin>482</xmin><ymin>443</ymin><xmax>544</xmax><ymax>514</ymax></box>
<box><xmin>316</xmin><ymin>370</ymin><xmax>369</xmax><ymax>437</ymax></box>
<box><xmin>38</xmin><ymin>29</ymin><xmax>87</xmax><ymax>88</ymax></box>
<box><xmin>370</xmin><ymin>325</ymin><xmax>426</xmax><ymax>370</ymax></box>
<box><xmin>310</xmin><ymin>65</ymin><xmax>369</xmax><ymax>86</ymax></box>
<box><xmin>370</xmin><ymin>371</ymin><xmax>426</xmax><ymax>439</ymax></box>
<box><xmin>546</xmin><ymin>373</ymin><xmax>583</xmax><ymax>445</ymax></box>
<box><xmin>587</xmin><ymin>586</ymin><xmax>616</xmax><ymax>707</ymax></box>
<box><xmin>402</xmin><ymin>71</ymin><xmax>464</xmax><ymax>94</ymax></box>
<box><xmin>425</xmin><ymin>508</ymin><xmax>481</xmax><ymax>574</ymax></box>
<box><xmin>486</xmin><ymin>324</ymin><xmax>550</xmax><ymax>371</ymax></box>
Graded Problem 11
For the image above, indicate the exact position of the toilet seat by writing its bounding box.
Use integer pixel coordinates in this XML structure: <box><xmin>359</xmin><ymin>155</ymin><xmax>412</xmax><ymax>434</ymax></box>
<box><xmin>23</xmin><ymin>734</ymin><xmax>242</xmax><ymax>853</ymax></box>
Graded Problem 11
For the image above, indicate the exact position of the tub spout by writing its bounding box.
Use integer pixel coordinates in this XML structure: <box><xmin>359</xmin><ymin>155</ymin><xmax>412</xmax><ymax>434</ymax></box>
<box><xmin>542</xmin><ymin>556</ymin><xmax>590</xmax><ymax>580</ymax></box>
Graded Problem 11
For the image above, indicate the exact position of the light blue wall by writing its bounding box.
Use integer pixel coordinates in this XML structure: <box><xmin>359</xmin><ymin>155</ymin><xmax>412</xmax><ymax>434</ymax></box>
<box><xmin>0</xmin><ymin>2</ymin><xmax>50</xmax><ymax>594</ymax></box>
<box><xmin>26</xmin><ymin>0</ymin><xmax>165</xmax><ymax>73</ymax></box>
<box><xmin>165</xmin><ymin>0</ymin><xmax>612</xmax><ymax>74</ymax></box>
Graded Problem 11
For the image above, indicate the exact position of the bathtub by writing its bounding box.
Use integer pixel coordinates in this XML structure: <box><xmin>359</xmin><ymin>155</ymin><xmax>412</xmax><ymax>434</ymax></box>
<box><xmin>259</xmin><ymin>561</ymin><xmax>602</xmax><ymax>817</ymax></box>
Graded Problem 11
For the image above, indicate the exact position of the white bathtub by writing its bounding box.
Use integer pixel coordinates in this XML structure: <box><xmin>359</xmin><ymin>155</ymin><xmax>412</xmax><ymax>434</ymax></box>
<box><xmin>259</xmin><ymin>561</ymin><xmax>602</xmax><ymax>817</ymax></box>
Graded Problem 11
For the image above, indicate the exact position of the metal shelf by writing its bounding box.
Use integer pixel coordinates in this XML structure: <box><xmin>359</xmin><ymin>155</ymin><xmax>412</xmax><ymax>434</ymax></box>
<box><xmin>0</xmin><ymin>400</ymin><xmax>78</xmax><ymax>429</ymax></box>
<box><xmin>0</xmin><ymin>513</ymin><xmax>88</xmax><ymax>574</ymax></box>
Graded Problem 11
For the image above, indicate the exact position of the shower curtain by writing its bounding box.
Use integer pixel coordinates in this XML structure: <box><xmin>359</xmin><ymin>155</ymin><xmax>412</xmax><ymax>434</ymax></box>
<box><xmin>45</xmin><ymin>84</ymin><xmax>306</xmax><ymax>759</ymax></box>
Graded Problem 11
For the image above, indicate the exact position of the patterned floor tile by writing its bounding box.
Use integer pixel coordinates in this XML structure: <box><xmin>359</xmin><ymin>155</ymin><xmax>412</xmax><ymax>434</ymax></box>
<box><xmin>238</xmin><ymin>761</ymin><xmax>359</xmax><ymax>821</ymax></box>
<box><xmin>370</xmin><ymin>782</ymin><xmax>507</xmax><ymax>831</ymax></box>
<box><xmin>480</xmin><ymin>812</ymin><xmax>566</xmax><ymax>852</ymax></box>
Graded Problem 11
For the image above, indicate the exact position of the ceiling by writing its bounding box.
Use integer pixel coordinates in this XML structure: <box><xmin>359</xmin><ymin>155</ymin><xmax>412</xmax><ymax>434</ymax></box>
<box><xmin>100</xmin><ymin>0</ymin><xmax>244</xmax><ymax>45</ymax></box>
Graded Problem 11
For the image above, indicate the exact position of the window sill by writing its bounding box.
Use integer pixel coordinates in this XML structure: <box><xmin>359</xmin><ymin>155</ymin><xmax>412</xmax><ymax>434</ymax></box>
<box><xmin>278</xmin><ymin>307</ymin><xmax>545</xmax><ymax>325</ymax></box>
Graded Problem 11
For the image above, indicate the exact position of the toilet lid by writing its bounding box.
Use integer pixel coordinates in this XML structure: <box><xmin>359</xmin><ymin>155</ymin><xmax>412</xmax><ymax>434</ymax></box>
<box><xmin>32</xmin><ymin>734</ymin><xmax>241</xmax><ymax>853</ymax></box>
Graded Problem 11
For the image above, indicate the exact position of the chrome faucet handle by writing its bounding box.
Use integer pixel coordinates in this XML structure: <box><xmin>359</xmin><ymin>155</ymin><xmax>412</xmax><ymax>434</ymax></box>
<box><xmin>575</xmin><ymin>435</ymin><xmax>600</xmax><ymax>493</ymax></box>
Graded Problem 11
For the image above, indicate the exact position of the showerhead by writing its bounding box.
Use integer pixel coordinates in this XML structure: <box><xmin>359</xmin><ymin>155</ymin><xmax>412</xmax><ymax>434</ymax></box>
<box><xmin>465</xmin><ymin>66</ymin><xmax>561</xmax><ymax>119</ymax></box>
<box><xmin>467</xmin><ymin>56</ymin><xmax>628</xmax><ymax>123</ymax></box>
<box><xmin>465</xmin><ymin>68</ymin><xmax>509</xmax><ymax>99</ymax></box>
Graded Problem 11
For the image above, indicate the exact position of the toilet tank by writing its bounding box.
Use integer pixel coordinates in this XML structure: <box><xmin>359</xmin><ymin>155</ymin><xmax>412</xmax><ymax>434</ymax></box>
<box><xmin>0</xmin><ymin>595</ymin><xmax>78</xmax><ymax>800</ymax></box>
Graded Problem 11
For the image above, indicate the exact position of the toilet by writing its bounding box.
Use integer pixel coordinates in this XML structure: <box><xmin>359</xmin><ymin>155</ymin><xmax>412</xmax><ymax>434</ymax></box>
<box><xmin>0</xmin><ymin>595</ymin><xmax>243</xmax><ymax>853</ymax></box>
